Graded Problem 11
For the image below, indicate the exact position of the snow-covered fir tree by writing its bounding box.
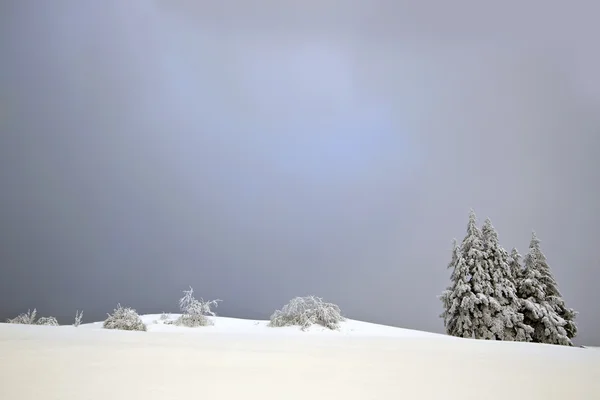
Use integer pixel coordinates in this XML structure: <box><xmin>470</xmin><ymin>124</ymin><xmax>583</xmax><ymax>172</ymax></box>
<box><xmin>440</xmin><ymin>210</ymin><xmax>497</xmax><ymax>339</ymax></box>
<box><xmin>439</xmin><ymin>239</ymin><xmax>460</xmax><ymax>331</ymax></box>
<box><xmin>518</xmin><ymin>232</ymin><xmax>577</xmax><ymax>345</ymax></box>
<box><xmin>507</xmin><ymin>248</ymin><xmax>523</xmax><ymax>283</ymax></box>
<box><xmin>446</xmin><ymin>238</ymin><xmax>459</xmax><ymax>283</ymax></box>
<box><xmin>480</xmin><ymin>219</ymin><xmax>533</xmax><ymax>341</ymax></box>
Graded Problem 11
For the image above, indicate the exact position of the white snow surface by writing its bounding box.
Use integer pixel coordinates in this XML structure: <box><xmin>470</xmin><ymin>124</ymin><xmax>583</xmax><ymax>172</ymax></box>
<box><xmin>86</xmin><ymin>313</ymin><xmax>448</xmax><ymax>337</ymax></box>
<box><xmin>1</xmin><ymin>314</ymin><xmax>599</xmax><ymax>399</ymax></box>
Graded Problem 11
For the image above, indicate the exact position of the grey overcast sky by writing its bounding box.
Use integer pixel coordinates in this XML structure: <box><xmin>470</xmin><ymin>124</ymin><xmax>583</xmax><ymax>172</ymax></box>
<box><xmin>0</xmin><ymin>1</ymin><xmax>599</xmax><ymax>344</ymax></box>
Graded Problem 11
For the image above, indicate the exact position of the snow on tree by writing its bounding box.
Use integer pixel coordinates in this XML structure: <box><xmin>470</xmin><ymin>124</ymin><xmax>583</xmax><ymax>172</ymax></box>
<box><xmin>269</xmin><ymin>296</ymin><xmax>345</xmax><ymax>331</ymax></box>
<box><xmin>507</xmin><ymin>248</ymin><xmax>523</xmax><ymax>283</ymax></box>
<box><xmin>74</xmin><ymin>310</ymin><xmax>83</xmax><ymax>327</ymax></box>
<box><xmin>528</xmin><ymin>233</ymin><xmax>578</xmax><ymax>341</ymax></box>
<box><xmin>103</xmin><ymin>304</ymin><xmax>147</xmax><ymax>331</ymax></box>
<box><xmin>179</xmin><ymin>286</ymin><xmax>196</xmax><ymax>314</ymax></box>
<box><xmin>6</xmin><ymin>309</ymin><xmax>60</xmax><ymax>326</ymax></box>
<box><xmin>518</xmin><ymin>232</ymin><xmax>577</xmax><ymax>345</ymax></box>
<box><xmin>480</xmin><ymin>219</ymin><xmax>533</xmax><ymax>341</ymax></box>
<box><xmin>6</xmin><ymin>309</ymin><xmax>37</xmax><ymax>324</ymax></box>
<box><xmin>440</xmin><ymin>211</ymin><xmax>533</xmax><ymax>341</ymax></box>
<box><xmin>439</xmin><ymin>239</ymin><xmax>462</xmax><ymax>332</ymax></box>
<box><xmin>445</xmin><ymin>239</ymin><xmax>460</xmax><ymax>282</ymax></box>
<box><xmin>37</xmin><ymin>316</ymin><xmax>59</xmax><ymax>326</ymax></box>
<box><xmin>171</xmin><ymin>287</ymin><xmax>221</xmax><ymax>327</ymax></box>
<box><xmin>440</xmin><ymin>210</ymin><xmax>493</xmax><ymax>339</ymax></box>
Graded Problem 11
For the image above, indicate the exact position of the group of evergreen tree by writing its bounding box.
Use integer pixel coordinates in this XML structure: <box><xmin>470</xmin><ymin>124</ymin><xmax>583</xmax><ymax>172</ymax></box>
<box><xmin>440</xmin><ymin>210</ymin><xmax>578</xmax><ymax>346</ymax></box>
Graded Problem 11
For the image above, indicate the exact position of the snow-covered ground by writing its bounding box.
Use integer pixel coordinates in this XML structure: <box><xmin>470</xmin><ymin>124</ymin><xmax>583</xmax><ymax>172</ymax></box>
<box><xmin>82</xmin><ymin>313</ymin><xmax>449</xmax><ymax>337</ymax></box>
<box><xmin>1</xmin><ymin>315</ymin><xmax>598</xmax><ymax>399</ymax></box>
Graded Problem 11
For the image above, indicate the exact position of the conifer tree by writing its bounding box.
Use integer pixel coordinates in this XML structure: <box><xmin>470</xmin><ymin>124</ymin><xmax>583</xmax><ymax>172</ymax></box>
<box><xmin>481</xmin><ymin>219</ymin><xmax>533</xmax><ymax>341</ymax></box>
<box><xmin>440</xmin><ymin>239</ymin><xmax>460</xmax><ymax>331</ymax></box>
<box><xmin>508</xmin><ymin>248</ymin><xmax>523</xmax><ymax>283</ymax></box>
<box><xmin>440</xmin><ymin>210</ymin><xmax>493</xmax><ymax>339</ymax></box>
<box><xmin>518</xmin><ymin>232</ymin><xmax>577</xmax><ymax>345</ymax></box>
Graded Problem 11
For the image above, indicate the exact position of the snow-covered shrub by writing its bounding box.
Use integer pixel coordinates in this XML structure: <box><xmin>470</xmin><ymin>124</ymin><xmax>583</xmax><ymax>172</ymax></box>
<box><xmin>103</xmin><ymin>304</ymin><xmax>147</xmax><ymax>331</ymax></box>
<box><xmin>269</xmin><ymin>296</ymin><xmax>345</xmax><ymax>331</ymax></box>
<box><xmin>6</xmin><ymin>309</ymin><xmax>60</xmax><ymax>326</ymax></box>
<box><xmin>6</xmin><ymin>309</ymin><xmax>37</xmax><ymax>324</ymax></box>
<box><xmin>37</xmin><ymin>316</ymin><xmax>59</xmax><ymax>326</ymax></box>
<box><xmin>152</xmin><ymin>312</ymin><xmax>170</xmax><ymax>324</ymax></box>
<box><xmin>172</xmin><ymin>287</ymin><xmax>221</xmax><ymax>327</ymax></box>
<box><xmin>178</xmin><ymin>287</ymin><xmax>221</xmax><ymax>317</ymax></box>
<box><xmin>74</xmin><ymin>310</ymin><xmax>83</xmax><ymax>327</ymax></box>
<box><xmin>174</xmin><ymin>313</ymin><xmax>211</xmax><ymax>327</ymax></box>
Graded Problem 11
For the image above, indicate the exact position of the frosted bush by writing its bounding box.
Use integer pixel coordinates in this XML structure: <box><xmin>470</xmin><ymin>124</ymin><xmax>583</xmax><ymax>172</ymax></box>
<box><xmin>173</xmin><ymin>287</ymin><xmax>221</xmax><ymax>327</ymax></box>
<box><xmin>37</xmin><ymin>316</ymin><xmax>59</xmax><ymax>326</ymax></box>
<box><xmin>103</xmin><ymin>304</ymin><xmax>147</xmax><ymax>331</ymax></box>
<box><xmin>269</xmin><ymin>296</ymin><xmax>345</xmax><ymax>331</ymax></box>
<box><xmin>6</xmin><ymin>309</ymin><xmax>37</xmax><ymax>324</ymax></box>
<box><xmin>74</xmin><ymin>310</ymin><xmax>83</xmax><ymax>327</ymax></box>
<box><xmin>6</xmin><ymin>309</ymin><xmax>60</xmax><ymax>326</ymax></box>
<box><xmin>178</xmin><ymin>287</ymin><xmax>221</xmax><ymax>316</ymax></box>
<box><xmin>160</xmin><ymin>312</ymin><xmax>170</xmax><ymax>321</ymax></box>
<box><xmin>174</xmin><ymin>313</ymin><xmax>211</xmax><ymax>327</ymax></box>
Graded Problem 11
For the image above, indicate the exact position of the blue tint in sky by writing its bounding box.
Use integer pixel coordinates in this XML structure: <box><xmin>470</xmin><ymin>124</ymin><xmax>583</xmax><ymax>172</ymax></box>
<box><xmin>1</xmin><ymin>1</ymin><xmax>598</xmax><ymax>345</ymax></box>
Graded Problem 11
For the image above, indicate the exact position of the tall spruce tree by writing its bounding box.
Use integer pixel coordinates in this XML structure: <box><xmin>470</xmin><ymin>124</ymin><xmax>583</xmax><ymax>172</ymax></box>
<box><xmin>508</xmin><ymin>248</ymin><xmax>523</xmax><ymax>283</ymax></box>
<box><xmin>480</xmin><ymin>219</ymin><xmax>533</xmax><ymax>341</ymax></box>
<box><xmin>441</xmin><ymin>210</ymin><xmax>495</xmax><ymax>339</ymax></box>
<box><xmin>518</xmin><ymin>232</ymin><xmax>578</xmax><ymax>345</ymax></box>
<box><xmin>440</xmin><ymin>239</ymin><xmax>461</xmax><ymax>332</ymax></box>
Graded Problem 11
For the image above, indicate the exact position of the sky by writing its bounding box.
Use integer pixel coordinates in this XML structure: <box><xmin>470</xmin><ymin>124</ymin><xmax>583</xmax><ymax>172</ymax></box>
<box><xmin>0</xmin><ymin>1</ymin><xmax>599</xmax><ymax>344</ymax></box>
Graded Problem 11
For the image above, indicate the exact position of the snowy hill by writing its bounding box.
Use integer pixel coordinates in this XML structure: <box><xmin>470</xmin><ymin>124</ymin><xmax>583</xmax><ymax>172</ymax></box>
<box><xmin>1</xmin><ymin>315</ymin><xmax>598</xmax><ymax>399</ymax></box>
<box><xmin>80</xmin><ymin>314</ymin><xmax>449</xmax><ymax>338</ymax></box>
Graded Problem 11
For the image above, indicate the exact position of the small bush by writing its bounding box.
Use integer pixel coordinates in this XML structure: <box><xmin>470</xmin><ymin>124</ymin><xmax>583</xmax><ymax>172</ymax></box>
<box><xmin>159</xmin><ymin>312</ymin><xmax>170</xmax><ymax>321</ymax></box>
<box><xmin>269</xmin><ymin>296</ymin><xmax>345</xmax><ymax>331</ymax></box>
<box><xmin>173</xmin><ymin>313</ymin><xmax>211</xmax><ymax>327</ymax></box>
<box><xmin>103</xmin><ymin>304</ymin><xmax>147</xmax><ymax>331</ymax></box>
<box><xmin>6</xmin><ymin>309</ymin><xmax>37</xmax><ymax>324</ymax></box>
<box><xmin>172</xmin><ymin>287</ymin><xmax>221</xmax><ymax>327</ymax></box>
<box><xmin>37</xmin><ymin>316</ymin><xmax>59</xmax><ymax>326</ymax></box>
<box><xmin>6</xmin><ymin>309</ymin><xmax>59</xmax><ymax>326</ymax></box>
<box><xmin>74</xmin><ymin>310</ymin><xmax>83</xmax><ymax>327</ymax></box>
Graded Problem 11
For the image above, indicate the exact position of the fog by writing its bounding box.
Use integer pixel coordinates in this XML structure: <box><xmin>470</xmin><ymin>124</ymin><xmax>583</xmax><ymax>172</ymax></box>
<box><xmin>0</xmin><ymin>1</ymin><xmax>598</xmax><ymax>344</ymax></box>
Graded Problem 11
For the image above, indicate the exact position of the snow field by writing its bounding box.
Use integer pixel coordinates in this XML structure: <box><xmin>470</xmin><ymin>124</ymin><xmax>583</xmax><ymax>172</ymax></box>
<box><xmin>1</xmin><ymin>315</ymin><xmax>598</xmax><ymax>400</ymax></box>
